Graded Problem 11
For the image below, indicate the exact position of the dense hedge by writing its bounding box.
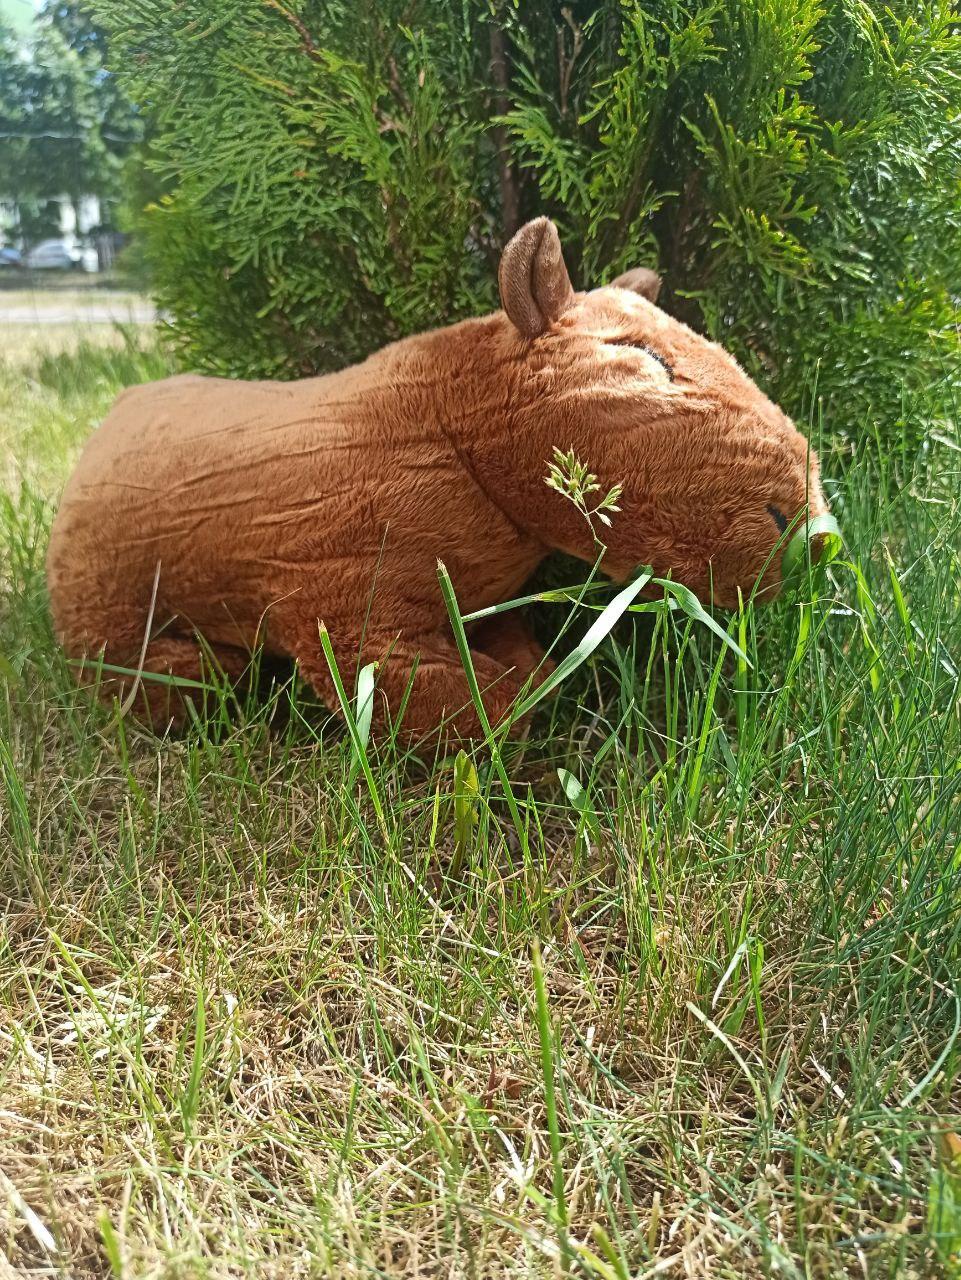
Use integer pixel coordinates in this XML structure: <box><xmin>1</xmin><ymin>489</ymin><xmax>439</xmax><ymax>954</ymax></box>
<box><xmin>93</xmin><ymin>0</ymin><xmax>961</xmax><ymax>431</ymax></box>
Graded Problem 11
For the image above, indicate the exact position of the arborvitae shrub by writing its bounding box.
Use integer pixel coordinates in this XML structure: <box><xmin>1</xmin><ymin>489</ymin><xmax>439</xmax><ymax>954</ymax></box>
<box><xmin>93</xmin><ymin>0</ymin><xmax>961</xmax><ymax>438</ymax></box>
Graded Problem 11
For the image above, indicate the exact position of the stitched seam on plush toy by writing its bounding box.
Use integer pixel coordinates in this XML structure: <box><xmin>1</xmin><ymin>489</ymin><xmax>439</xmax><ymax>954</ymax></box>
<box><xmin>436</xmin><ymin>417</ymin><xmax>535</xmax><ymax>547</ymax></box>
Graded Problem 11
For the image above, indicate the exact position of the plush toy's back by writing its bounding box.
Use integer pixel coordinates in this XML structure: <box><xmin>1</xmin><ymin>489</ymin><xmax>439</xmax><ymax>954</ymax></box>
<box><xmin>47</xmin><ymin>326</ymin><xmax>545</xmax><ymax>732</ymax></box>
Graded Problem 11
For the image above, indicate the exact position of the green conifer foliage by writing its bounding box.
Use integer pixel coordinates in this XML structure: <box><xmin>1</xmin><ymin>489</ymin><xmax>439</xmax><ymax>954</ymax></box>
<box><xmin>91</xmin><ymin>0</ymin><xmax>961</xmax><ymax>431</ymax></box>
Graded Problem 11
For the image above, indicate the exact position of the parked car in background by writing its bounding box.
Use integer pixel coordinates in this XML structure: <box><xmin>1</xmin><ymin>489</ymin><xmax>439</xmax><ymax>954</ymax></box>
<box><xmin>25</xmin><ymin>239</ymin><xmax>81</xmax><ymax>270</ymax></box>
<box><xmin>24</xmin><ymin>239</ymin><xmax>97</xmax><ymax>272</ymax></box>
<box><xmin>0</xmin><ymin>246</ymin><xmax>22</xmax><ymax>269</ymax></box>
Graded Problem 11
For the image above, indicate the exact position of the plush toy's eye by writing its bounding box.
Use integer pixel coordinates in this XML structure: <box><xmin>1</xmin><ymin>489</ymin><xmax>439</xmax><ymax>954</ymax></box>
<box><xmin>641</xmin><ymin>346</ymin><xmax>674</xmax><ymax>381</ymax></box>
<box><xmin>608</xmin><ymin>337</ymin><xmax>675</xmax><ymax>381</ymax></box>
<box><xmin>767</xmin><ymin>504</ymin><xmax>789</xmax><ymax>534</ymax></box>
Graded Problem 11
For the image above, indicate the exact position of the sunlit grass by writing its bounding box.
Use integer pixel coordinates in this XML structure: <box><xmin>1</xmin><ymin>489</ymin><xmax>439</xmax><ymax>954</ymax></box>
<box><xmin>0</xmin><ymin>322</ymin><xmax>136</xmax><ymax>365</ymax></box>
<box><xmin>0</xmin><ymin>284</ymin><xmax>154</xmax><ymax>364</ymax></box>
<box><xmin>0</xmin><ymin>336</ymin><xmax>959</xmax><ymax>1277</ymax></box>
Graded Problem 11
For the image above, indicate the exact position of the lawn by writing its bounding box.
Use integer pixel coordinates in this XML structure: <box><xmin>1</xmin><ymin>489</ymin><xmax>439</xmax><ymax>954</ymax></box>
<box><xmin>0</xmin><ymin>329</ymin><xmax>959</xmax><ymax>1278</ymax></box>
<box><xmin>0</xmin><ymin>286</ymin><xmax>156</xmax><ymax>370</ymax></box>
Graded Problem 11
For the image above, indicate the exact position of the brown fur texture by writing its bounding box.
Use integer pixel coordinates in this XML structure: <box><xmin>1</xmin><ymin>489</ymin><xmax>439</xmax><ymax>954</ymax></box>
<box><xmin>47</xmin><ymin>218</ymin><xmax>827</xmax><ymax>736</ymax></box>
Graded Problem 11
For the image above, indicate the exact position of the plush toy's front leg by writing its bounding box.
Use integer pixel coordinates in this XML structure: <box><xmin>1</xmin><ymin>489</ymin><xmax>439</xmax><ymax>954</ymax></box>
<box><xmin>470</xmin><ymin>611</ymin><xmax>554</xmax><ymax>687</ymax></box>
<box><xmin>291</xmin><ymin>629</ymin><xmax>532</xmax><ymax>741</ymax></box>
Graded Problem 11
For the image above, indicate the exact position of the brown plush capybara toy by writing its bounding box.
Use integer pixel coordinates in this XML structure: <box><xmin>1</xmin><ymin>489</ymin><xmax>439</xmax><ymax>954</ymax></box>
<box><xmin>47</xmin><ymin>218</ymin><xmax>827</xmax><ymax>736</ymax></box>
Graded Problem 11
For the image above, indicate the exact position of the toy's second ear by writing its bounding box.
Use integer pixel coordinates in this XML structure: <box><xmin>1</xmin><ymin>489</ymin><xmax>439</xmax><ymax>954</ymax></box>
<box><xmin>499</xmin><ymin>217</ymin><xmax>575</xmax><ymax>338</ymax></box>
<box><xmin>609</xmin><ymin>266</ymin><xmax>662</xmax><ymax>303</ymax></box>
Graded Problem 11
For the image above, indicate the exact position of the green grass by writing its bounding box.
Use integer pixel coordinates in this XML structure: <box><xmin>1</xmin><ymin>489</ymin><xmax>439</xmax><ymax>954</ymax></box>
<box><xmin>1</xmin><ymin>330</ymin><xmax>960</xmax><ymax>1278</ymax></box>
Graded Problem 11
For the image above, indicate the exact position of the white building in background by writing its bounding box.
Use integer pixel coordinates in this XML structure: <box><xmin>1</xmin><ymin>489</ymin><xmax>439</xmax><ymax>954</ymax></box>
<box><xmin>0</xmin><ymin>193</ymin><xmax>102</xmax><ymax>245</ymax></box>
<box><xmin>54</xmin><ymin>194</ymin><xmax>103</xmax><ymax>238</ymax></box>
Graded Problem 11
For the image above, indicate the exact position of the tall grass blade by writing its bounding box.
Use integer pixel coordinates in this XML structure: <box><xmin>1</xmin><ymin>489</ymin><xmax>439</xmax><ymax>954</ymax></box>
<box><xmin>531</xmin><ymin>939</ymin><xmax>570</xmax><ymax>1269</ymax></box>
<box><xmin>318</xmin><ymin>626</ymin><xmax>387</xmax><ymax>834</ymax></box>
<box><xmin>348</xmin><ymin>661</ymin><xmax>378</xmax><ymax>785</ymax></box>
<box><xmin>436</xmin><ymin>560</ymin><xmax>529</xmax><ymax>856</ymax></box>
<box><xmin>514</xmin><ymin>569</ymin><xmax>654</xmax><ymax>717</ymax></box>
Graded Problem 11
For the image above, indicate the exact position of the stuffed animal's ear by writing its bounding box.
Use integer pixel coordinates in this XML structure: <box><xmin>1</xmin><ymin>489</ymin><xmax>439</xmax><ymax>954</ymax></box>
<box><xmin>499</xmin><ymin>217</ymin><xmax>575</xmax><ymax>339</ymax></box>
<box><xmin>609</xmin><ymin>266</ymin><xmax>662</xmax><ymax>303</ymax></box>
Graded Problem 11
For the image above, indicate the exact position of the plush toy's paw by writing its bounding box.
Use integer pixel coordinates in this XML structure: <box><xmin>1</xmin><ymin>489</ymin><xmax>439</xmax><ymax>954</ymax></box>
<box><xmin>70</xmin><ymin>633</ymin><xmax>253</xmax><ymax>733</ymax></box>
<box><xmin>289</xmin><ymin>627</ymin><xmax>540</xmax><ymax>745</ymax></box>
<box><xmin>470</xmin><ymin>611</ymin><xmax>553</xmax><ymax>690</ymax></box>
